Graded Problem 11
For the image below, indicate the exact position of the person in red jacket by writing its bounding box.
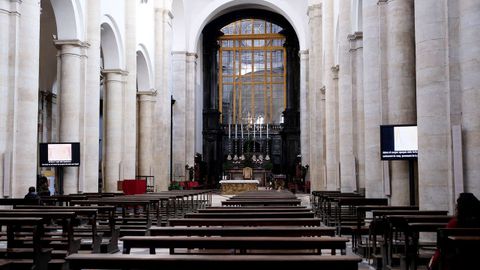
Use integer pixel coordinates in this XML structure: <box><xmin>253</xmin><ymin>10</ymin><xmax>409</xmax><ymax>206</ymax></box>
<box><xmin>427</xmin><ymin>192</ymin><xmax>480</xmax><ymax>270</ymax></box>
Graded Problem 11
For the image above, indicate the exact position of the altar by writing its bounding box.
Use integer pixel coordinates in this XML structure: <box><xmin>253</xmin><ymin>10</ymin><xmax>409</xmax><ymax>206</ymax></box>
<box><xmin>219</xmin><ymin>180</ymin><xmax>259</xmax><ymax>195</ymax></box>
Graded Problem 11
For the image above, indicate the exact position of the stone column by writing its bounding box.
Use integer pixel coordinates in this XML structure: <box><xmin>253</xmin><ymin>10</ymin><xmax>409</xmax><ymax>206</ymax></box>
<box><xmin>102</xmin><ymin>70</ymin><xmax>126</xmax><ymax>192</ymax></box>
<box><xmin>11</xmin><ymin>0</ymin><xmax>40</xmax><ymax>197</ymax></box>
<box><xmin>349</xmin><ymin>32</ymin><xmax>365</xmax><ymax>191</ymax></box>
<box><xmin>55</xmin><ymin>40</ymin><xmax>86</xmax><ymax>194</ymax></box>
<box><xmin>0</xmin><ymin>0</ymin><xmax>18</xmax><ymax>196</ymax></box>
<box><xmin>338</xmin><ymin>0</ymin><xmax>356</xmax><ymax>192</ymax></box>
<box><xmin>299</xmin><ymin>50</ymin><xmax>310</xmax><ymax>167</ymax></box>
<box><xmin>83</xmin><ymin>0</ymin><xmax>101</xmax><ymax>192</ymax></box>
<box><xmin>153</xmin><ymin>1</ymin><xmax>172</xmax><ymax>191</ymax></box>
<box><xmin>185</xmin><ymin>53</ymin><xmax>197</xmax><ymax>167</ymax></box>
<box><xmin>123</xmin><ymin>0</ymin><xmax>137</xmax><ymax>180</ymax></box>
<box><xmin>172</xmin><ymin>51</ymin><xmax>187</xmax><ymax>181</ymax></box>
<box><xmin>137</xmin><ymin>91</ymin><xmax>156</xmax><ymax>176</ymax></box>
<box><xmin>387</xmin><ymin>0</ymin><xmax>416</xmax><ymax>205</ymax></box>
<box><xmin>415</xmin><ymin>0</ymin><xmax>452</xmax><ymax>211</ymax></box>
<box><xmin>363</xmin><ymin>0</ymin><xmax>384</xmax><ymax>198</ymax></box>
<box><xmin>459</xmin><ymin>0</ymin><xmax>480</xmax><ymax>196</ymax></box>
<box><xmin>307</xmin><ymin>4</ymin><xmax>324</xmax><ymax>191</ymax></box>
<box><xmin>331</xmin><ymin>66</ymin><xmax>341</xmax><ymax>190</ymax></box>
<box><xmin>323</xmin><ymin>0</ymin><xmax>338</xmax><ymax>191</ymax></box>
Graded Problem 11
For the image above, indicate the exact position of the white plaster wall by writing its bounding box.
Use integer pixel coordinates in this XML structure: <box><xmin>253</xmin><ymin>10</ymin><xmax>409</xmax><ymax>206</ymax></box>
<box><xmin>137</xmin><ymin>0</ymin><xmax>155</xmax><ymax>73</ymax></box>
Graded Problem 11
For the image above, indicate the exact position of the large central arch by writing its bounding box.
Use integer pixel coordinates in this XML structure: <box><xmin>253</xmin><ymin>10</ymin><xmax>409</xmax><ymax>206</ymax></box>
<box><xmin>188</xmin><ymin>0</ymin><xmax>308</xmax><ymax>52</ymax></box>
<box><xmin>199</xmin><ymin>7</ymin><xmax>302</xmax><ymax>188</ymax></box>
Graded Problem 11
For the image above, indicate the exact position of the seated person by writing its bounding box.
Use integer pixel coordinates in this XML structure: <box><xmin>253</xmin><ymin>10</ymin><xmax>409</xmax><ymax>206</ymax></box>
<box><xmin>37</xmin><ymin>176</ymin><xmax>50</xmax><ymax>196</ymax></box>
<box><xmin>24</xmin><ymin>186</ymin><xmax>40</xmax><ymax>200</ymax></box>
<box><xmin>427</xmin><ymin>192</ymin><xmax>480</xmax><ymax>270</ymax></box>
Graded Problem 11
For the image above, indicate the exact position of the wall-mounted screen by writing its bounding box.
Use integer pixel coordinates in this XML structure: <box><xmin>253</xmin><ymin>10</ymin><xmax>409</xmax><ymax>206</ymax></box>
<box><xmin>380</xmin><ymin>125</ymin><xmax>418</xmax><ymax>160</ymax></box>
<box><xmin>39</xmin><ymin>142</ymin><xmax>80</xmax><ymax>167</ymax></box>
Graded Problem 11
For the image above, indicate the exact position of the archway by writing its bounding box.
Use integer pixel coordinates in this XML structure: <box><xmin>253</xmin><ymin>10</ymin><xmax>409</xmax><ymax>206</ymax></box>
<box><xmin>200</xmin><ymin>9</ymin><xmax>300</xmax><ymax>188</ymax></box>
<box><xmin>100</xmin><ymin>18</ymin><xmax>124</xmax><ymax>192</ymax></box>
<box><xmin>38</xmin><ymin>0</ymin><xmax>83</xmax><ymax>195</ymax></box>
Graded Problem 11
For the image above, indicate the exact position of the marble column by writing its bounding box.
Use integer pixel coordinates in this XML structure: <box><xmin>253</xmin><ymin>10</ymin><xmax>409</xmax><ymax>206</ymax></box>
<box><xmin>363</xmin><ymin>0</ymin><xmax>384</xmax><ymax>198</ymax></box>
<box><xmin>415</xmin><ymin>0</ymin><xmax>452</xmax><ymax>211</ymax></box>
<box><xmin>349</xmin><ymin>32</ymin><xmax>365</xmax><ymax>192</ymax></box>
<box><xmin>137</xmin><ymin>91</ymin><xmax>156</xmax><ymax>177</ymax></box>
<box><xmin>308</xmin><ymin>4</ymin><xmax>324</xmax><ymax>191</ymax></box>
<box><xmin>299</xmin><ymin>50</ymin><xmax>310</xmax><ymax>167</ymax></box>
<box><xmin>153</xmin><ymin>1</ymin><xmax>172</xmax><ymax>191</ymax></box>
<box><xmin>459</xmin><ymin>0</ymin><xmax>480</xmax><ymax>196</ymax></box>
<box><xmin>83</xmin><ymin>0</ymin><xmax>101</xmax><ymax>192</ymax></box>
<box><xmin>103</xmin><ymin>70</ymin><xmax>126</xmax><ymax>192</ymax></box>
<box><xmin>387</xmin><ymin>0</ymin><xmax>416</xmax><ymax>205</ymax></box>
<box><xmin>338</xmin><ymin>0</ymin><xmax>356</xmax><ymax>192</ymax></box>
<box><xmin>123</xmin><ymin>0</ymin><xmax>137</xmax><ymax>180</ymax></box>
<box><xmin>56</xmin><ymin>40</ymin><xmax>86</xmax><ymax>195</ymax></box>
<box><xmin>0</xmin><ymin>0</ymin><xmax>18</xmax><ymax>196</ymax></box>
<box><xmin>10</xmin><ymin>0</ymin><xmax>40</xmax><ymax>197</ymax></box>
<box><xmin>332</xmin><ymin>66</ymin><xmax>341</xmax><ymax>190</ymax></box>
<box><xmin>323</xmin><ymin>0</ymin><xmax>338</xmax><ymax>191</ymax></box>
<box><xmin>185</xmin><ymin>53</ymin><xmax>197</xmax><ymax>167</ymax></box>
<box><xmin>172</xmin><ymin>51</ymin><xmax>187</xmax><ymax>181</ymax></box>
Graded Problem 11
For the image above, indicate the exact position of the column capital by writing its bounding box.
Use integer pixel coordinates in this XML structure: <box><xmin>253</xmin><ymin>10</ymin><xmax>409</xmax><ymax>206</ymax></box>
<box><xmin>298</xmin><ymin>50</ymin><xmax>309</xmax><ymax>58</ymax></box>
<box><xmin>155</xmin><ymin>6</ymin><xmax>173</xmax><ymax>19</ymax></box>
<box><xmin>331</xmin><ymin>65</ymin><xmax>339</xmax><ymax>79</ymax></box>
<box><xmin>348</xmin><ymin>32</ymin><xmax>363</xmax><ymax>41</ymax></box>
<box><xmin>54</xmin><ymin>39</ymin><xmax>89</xmax><ymax>48</ymax></box>
<box><xmin>102</xmin><ymin>69</ymin><xmax>128</xmax><ymax>76</ymax></box>
<box><xmin>320</xmin><ymin>86</ymin><xmax>326</xmax><ymax>96</ymax></box>
<box><xmin>308</xmin><ymin>4</ymin><xmax>322</xmax><ymax>18</ymax></box>
<box><xmin>348</xmin><ymin>32</ymin><xmax>363</xmax><ymax>52</ymax></box>
<box><xmin>377</xmin><ymin>0</ymin><xmax>388</xmax><ymax>5</ymax></box>
<box><xmin>137</xmin><ymin>90</ymin><xmax>157</xmax><ymax>102</ymax></box>
<box><xmin>186</xmin><ymin>52</ymin><xmax>198</xmax><ymax>58</ymax></box>
<box><xmin>137</xmin><ymin>89</ymin><xmax>157</xmax><ymax>96</ymax></box>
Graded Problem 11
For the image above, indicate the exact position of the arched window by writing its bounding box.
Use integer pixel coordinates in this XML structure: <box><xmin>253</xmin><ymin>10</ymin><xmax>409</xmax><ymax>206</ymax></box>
<box><xmin>218</xmin><ymin>18</ymin><xmax>286</xmax><ymax>125</ymax></box>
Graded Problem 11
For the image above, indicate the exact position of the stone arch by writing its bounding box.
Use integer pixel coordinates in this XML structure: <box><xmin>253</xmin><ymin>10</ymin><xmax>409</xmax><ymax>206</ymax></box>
<box><xmin>100</xmin><ymin>15</ymin><xmax>124</xmax><ymax>69</ymax></box>
<box><xmin>188</xmin><ymin>0</ymin><xmax>307</xmax><ymax>51</ymax></box>
<box><xmin>136</xmin><ymin>44</ymin><xmax>153</xmax><ymax>91</ymax></box>
<box><xmin>50</xmin><ymin>0</ymin><xmax>84</xmax><ymax>40</ymax></box>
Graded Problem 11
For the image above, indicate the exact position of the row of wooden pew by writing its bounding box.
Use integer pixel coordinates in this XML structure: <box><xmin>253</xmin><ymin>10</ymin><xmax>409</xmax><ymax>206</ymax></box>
<box><xmin>0</xmin><ymin>190</ymin><xmax>211</xmax><ymax>270</ymax></box>
<box><xmin>311</xmin><ymin>190</ymin><xmax>480</xmax><ymax>270</ymax></box>
<box><xmin>66</xmin><ymin>190</ymin><xmax>363</xmax><ymax>270</ymax></box>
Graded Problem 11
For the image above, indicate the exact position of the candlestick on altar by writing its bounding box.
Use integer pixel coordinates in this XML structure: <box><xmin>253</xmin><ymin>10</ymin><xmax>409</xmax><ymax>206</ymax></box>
<box><xmin>253</xmin><ymin>122</ymin><xmax>256</xmax><ymax>139</ymax></box>
<box><xmin>228</xmin><ymin>124</ymin><xmax>231</xmax><ymax>139</ymax></box>
<box><xmin>266</xmin><ymin>123</ymin><xmax>269</xmax><ymax>139</ymax></box>
<box><xmin>259</xmin><ymin>123</ymin><xmax>262</xmax><ymax>139</ymax></box>
<box><xmin>241</xmin><ymin>123</ymin><xmax>244</xmax><ymax>139</ymax></box>
<box><xmin>235</xmin><ymin>123</ymin><xmax>238</xmax><ymax>139</ymax></box>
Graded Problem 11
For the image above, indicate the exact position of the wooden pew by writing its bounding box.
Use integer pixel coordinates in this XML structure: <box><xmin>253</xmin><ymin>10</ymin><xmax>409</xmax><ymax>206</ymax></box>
<box><xmin>0</xmin><ymin>211</ymin><xmax>80</xmax><ymax>254</ymax></box>
<box><xmin>0</xmin><ymin>217</ymin><xmax>50</xmax><ymax>270</ymax></box>
<box><xmin>437</xmin><ymin>228</ymin><xmax>480</xmax><ymax>270</ymax></box>
<box><xmin>121</xmin><ymin>236</ymin><xmax>349</xmax><ymax>255</ymax></box>
<box><xmin>199</xmin><ymin>206</ymin><xmax>310</xmax><ymax>213</ymax></box>
<box><xmin>353</xmin><ymin>205</ymin><xmax>418</xmax><ymax>254</ymax></box>
<box><xmin>66</xmin><ymin>254</ymin><xmax>362</xmax><ymax>270</ymax></box>
<box><xmin>383</xmin><ymin>214</ymin><xmax>452</xmax><ymax>270</ymax></box>
<box><xmin>168</xmin><ymin>218</ymin><xmax>322</xmax><ymax>227</ymax></box>
<box><xmin>221</xmin><ymin>199</ymin><xmax>302</xmax><ymax>206</ymax></box>
<box><xmin>13</xmin><ymin>206</ymin><xmax>107</xmax><ymax>253</ymax></box>
<box><xmin>184</xmin><ymin>212</ymin><xmax>315</xmax><ymax>219</ymax></box>
<box><xmin>148</xmin><ymin>226</ymin><xmax>336</xmax><ymax>237</ymax></box>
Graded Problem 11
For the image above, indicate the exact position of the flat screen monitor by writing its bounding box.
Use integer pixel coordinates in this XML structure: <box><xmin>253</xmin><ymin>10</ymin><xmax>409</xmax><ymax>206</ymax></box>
<box><xmin>39</xmin><ymin>142</ymin><xmax>80</xmax><ymax>167</ymax></box>
<box><xmin>380</xmin><ymin>125</ymin><xmax>418</xmax><ymax>160</ymax></box>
